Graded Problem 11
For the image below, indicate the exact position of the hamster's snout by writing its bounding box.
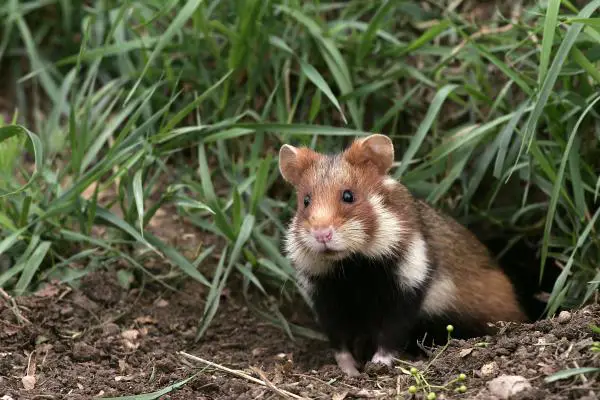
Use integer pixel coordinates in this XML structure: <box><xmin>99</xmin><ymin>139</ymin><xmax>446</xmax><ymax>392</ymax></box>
<box><xmin>312</xmin><ymin>228</ymin><xmax>333</xmax><ymax>243</ymax></box>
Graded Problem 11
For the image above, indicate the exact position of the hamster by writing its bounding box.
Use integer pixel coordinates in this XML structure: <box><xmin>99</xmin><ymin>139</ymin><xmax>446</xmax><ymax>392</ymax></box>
<box><xmin>278</xmin><ymin>134</ymin><xmax>528</xmax><ymax>377</ymax></box>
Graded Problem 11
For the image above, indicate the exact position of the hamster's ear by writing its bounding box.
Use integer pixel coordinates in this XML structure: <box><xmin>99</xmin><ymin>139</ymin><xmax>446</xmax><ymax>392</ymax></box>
<box><xmin>278</xmin><ymin>144</ymin><xmax>316</xmax><ymax>185</ymax></box>
<box><xmin>345</xmin><ymin>134</ymin><xmax>394</xmax><ymax>174</ymax></box>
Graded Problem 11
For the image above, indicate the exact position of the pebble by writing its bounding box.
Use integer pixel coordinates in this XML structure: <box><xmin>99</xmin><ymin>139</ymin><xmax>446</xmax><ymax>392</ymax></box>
<box><xmin>487</xmin><ymin>375</ymin><xmax>532</xmax><ymax>399</ymax></box>
<box><xmin>480</xmin><ymin>361</ymin><xmax>499</xmax><ymax>377</ymax></box>
<box><xmin>22</xmin><ymin>375</ymin><xmax>36</xmax><ymax>390</ymax></box>
<box><xmin>102</xmin><ymin>323</ymin><xmax>120</xmax><ymax>336</ymax></box>
<box><xmin>557</xmin><ymin>310</ymin><xmax>571</xmax><ymax>324</ymax></box>
<box><xmin>72</xmin><ymin>342</ymin><xmax>99</xmax><ymax>361</ymax></box>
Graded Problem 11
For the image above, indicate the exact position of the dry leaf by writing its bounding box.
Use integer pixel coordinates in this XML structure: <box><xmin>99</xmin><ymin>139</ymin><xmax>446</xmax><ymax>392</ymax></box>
<box><xmin>459</xmin><ymin>348</ymin><xmax>474</xmax><ymax>357</ymax></box>
<box><xmin>22</xmin><ymin>375</ymin><xmax>36</xmax><ymax>390</ymax></box>
<box><xmin>34</xmin><ymin>284</ymin><xmax>60</xmax><ymax>298</ymax></box>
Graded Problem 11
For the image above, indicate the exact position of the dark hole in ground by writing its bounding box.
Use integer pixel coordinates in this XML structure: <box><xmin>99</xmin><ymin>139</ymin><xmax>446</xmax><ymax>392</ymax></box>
<box><xmin>482</xmin><ymin>232</ymin><xmax>562</xmax><ymax>321</ymax></box>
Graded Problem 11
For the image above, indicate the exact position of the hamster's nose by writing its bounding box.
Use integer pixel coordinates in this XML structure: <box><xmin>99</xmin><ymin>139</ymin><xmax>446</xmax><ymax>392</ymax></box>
<box><xmin>312</xmin><ymin>228</ymin><xmax>333</xmax><ymax>243</ymax></box>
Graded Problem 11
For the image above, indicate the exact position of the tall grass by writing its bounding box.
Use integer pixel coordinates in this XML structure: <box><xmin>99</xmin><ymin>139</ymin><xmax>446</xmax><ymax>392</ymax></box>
<box><xmin>0</xmin><ymin>0</ymin><xmax>598</xmax><ymax>338</ymax></box>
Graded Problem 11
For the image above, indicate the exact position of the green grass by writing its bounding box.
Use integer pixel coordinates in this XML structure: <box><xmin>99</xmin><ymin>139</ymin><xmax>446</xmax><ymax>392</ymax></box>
<box><xmin>0</xmin><ymin>0</ymin><xmax>599</xmax><ymax>340</ymax></box>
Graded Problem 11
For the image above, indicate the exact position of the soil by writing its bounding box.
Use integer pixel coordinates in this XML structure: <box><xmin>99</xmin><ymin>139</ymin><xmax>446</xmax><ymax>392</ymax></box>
<box><xmin>1</xmin><ymin>267</ymin><xmax>598</xmax><ymax>400</ymax></box>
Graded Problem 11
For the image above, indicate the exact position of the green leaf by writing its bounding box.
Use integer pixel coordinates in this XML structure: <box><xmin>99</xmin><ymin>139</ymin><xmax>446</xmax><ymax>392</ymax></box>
<box><xmin>249</xmin><ymin>155</ymin><xmax>271</xmax><ymax>216</ymax></box>
<box><xmin>0</xmin><ymin>125</ymin><xmax>44</xmax><ymax>198</ymax></box>
<box><xmin>196</xmin><ymin>214</ymin><xmax>255</xmax><ymax>340</ymax></box>
<box><xmin>539</xmin><ymin>0</ymin><xmax>561</xmax><ymax>84</ymax></box>
<box><xmin>269</xmin><ymin>36</ymin><xmax>347</xmax><ymax>124</ymax></box>
<box><xmin>541</xmin><ymin>93</ymin><xmax>600</xmax><ymax>281</ymax></box>
<box><xmin>395</xmin><ymin>19</ymin><xmax>450</xmax><ymax>57</ymax></box>
<box><xmin>95</xmin><ymin>375</ymin><xmax>195</xmax><ymax>400</ymax></box>
<box><xmin>233</xmin><ymin>123</ymin><xmax>369</xmax><ymax>136</ymax></box>
<box><xmin>133</xmin><ymin>169</ymin><xmax>145</xmax><ymax>235</ymax></box>
<box><xmin>0</xmin><ymin>225</ymin><xmax>30</xmax><ymax>256</ymax></box>
<box><xmin>546</xmin><ymin>206</ymin><xmax>600</xmax><ymax>315</ymax></box>
<box><xmin>394</xmin><ymin>84</ymin><xmax>459</xmax><ymax>178</ymax></box>
<box><xmin>357</xmin><ymin>0</ymin><xmax>395</xmax><ymax>61</ymax></box>
<box><xmin>522</xmin><ymin>0</ymin><xmax>600</xmax><ymax>155</ymax></box>
<box><xmin>14</xmin><ymin>241</ymin><xmax>51</xmax><ymax>296</ymax></box>
<box><xmin>161</xmin><ymin>70</ymin><xmax>234</xmax><ymax>134</ymax></box>
<box><xmin>124</xmin><ymin>0</ymin><xmax>205</xmax><ymax>104</ymax></box>
<box><xmin>144</xmin><ymin>232</ymin><xmax>211</xmax><ymax>287</ymax></box>
<box><xmin>544</xmin><ymin>367</ymin><xmax>600</xmax><ymax>383</ymax></box>
<box><xmin>94</xmin><ymin>207</ymin><xmax>159</xmax><ymax>255</ymax></box>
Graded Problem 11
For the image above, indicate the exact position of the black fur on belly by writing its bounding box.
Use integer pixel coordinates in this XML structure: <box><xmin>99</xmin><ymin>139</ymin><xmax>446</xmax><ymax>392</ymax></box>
<box><xmin>307</xmin><ymin>253</ymin><xmax>433</xmax><ymax>367</ymax></box>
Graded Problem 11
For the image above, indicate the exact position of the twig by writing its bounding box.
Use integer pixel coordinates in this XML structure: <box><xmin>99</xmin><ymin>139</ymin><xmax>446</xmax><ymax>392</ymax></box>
<box><xmin>250</xmin><ymin>366</ymin><xmax>297</xmax><ymax>400</ymax></box>
<box><xmin>0</xmin><ymin>288</ymin><xmax>30</xmax><ymax>325</ymax></box>
<box><xmin>178</xmin><ymin>351</ymin><xmax>309</xmax><ymax>400</ymax></box>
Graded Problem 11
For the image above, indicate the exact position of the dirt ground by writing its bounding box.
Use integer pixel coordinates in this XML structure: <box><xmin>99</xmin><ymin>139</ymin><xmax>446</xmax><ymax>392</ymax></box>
<box><xmin>1</xmin><ymin>265</ymin><xmax>599</xmax><ymax>400</ymax></box>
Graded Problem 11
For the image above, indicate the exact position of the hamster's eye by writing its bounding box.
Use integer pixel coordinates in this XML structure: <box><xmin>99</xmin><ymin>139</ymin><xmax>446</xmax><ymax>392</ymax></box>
<box><xmin>342</xmin><ymin>190</ymin><xmax>354</xmax><ymax>203</ymax></box>
<box><xmin>303</xmin><ymin>194</ymin><xmax>311</xmax><ymax>208</ymax></box>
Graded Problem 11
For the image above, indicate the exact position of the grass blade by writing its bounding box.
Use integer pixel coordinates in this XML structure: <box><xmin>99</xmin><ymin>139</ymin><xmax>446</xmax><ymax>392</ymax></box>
<box><xmin>521</xmin><ymin>0</ymin><xmax>600</xmax><ymax>155</ymax></box>
<box><xmin>124</xmin><ymin>0</ymin><xmax>205</xmax><ymax>104</ymax></box>
<box><xmin>133</xmin><ymin>169</ymin><xmax>145</xmax><ymax>235</ymax></box>
<box><xmin>14</xmin><ymin>241</ymin><xmax>51</xmax><ymax>295</ymax></box>
<box><xmin>539</xmin><ymin>0</ymin><xmax>561</xmax><ymax>84</ymax></box>
<box><xmin>0</xmin><ymin>125</ymin><xmax>44</xmax><ymax>197</ymax></box>
<box><xmin>544</xmin><ymin>367</ymin><xmax>600</xmax><ymax>383</ymax></box>
<box><xmin>540</xmin><ymin>93</ymin><xmax>600</xmax><ymax>281</ymax></box>
<box><xmin>144</xmin><ymin>232</ymin><xmax>211</xmax><ymax>287</ymax></box>
<box><xmin>394</xmin><ymin>84</ymin><xmax>459</xmax><ymax>178</ymax></box>
<box><xmin>96</xmin><ymin>375</ymin><xmax>196</xmax><ymax>400</ymax></box>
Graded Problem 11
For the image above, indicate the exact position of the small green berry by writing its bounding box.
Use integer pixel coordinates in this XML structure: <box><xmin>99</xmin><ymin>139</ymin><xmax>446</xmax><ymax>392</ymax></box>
<box><xmin>408</xmin><ymin>386</ymin><xmax>417</xmax><ymax>394</ymax></box>
<box><xmin>446</xmin><ymin>324</ymin><xmax>454</xmax><ymax>333</ymax></box>
<box><xmin>427</xmin><ymin>392</ymin><xmax>437</xmax><ymax>400</ymax></box>
<box><xmin>410</xmin><ymin>367</ymin><xmax>418</xmax><ymax>375</ymax></box>
<box><xmin>458</xmin><ymin>373</ymin><xmax>467</xmax><ymax>381</ymax></box>
<box><xmin>458</xmin><ymin>385</ymin><xmax>467</xmax><ymax>393</ymax></box>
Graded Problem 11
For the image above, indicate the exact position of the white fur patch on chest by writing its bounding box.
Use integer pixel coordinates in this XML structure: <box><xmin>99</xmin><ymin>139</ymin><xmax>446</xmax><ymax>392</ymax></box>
<box><xmin>421</xmin><ymin>273</ymin><xmax>457</xmax><ymax>316</ymax></box>
<box><xmin>365</xmin><ymin>194</ymin><xmax>406</xmax><ymax>258</ymax></box>
<box><xmin>396</xmin><ymin>235</ymin><xmax>430</xmax><ymax>290</ymax></box>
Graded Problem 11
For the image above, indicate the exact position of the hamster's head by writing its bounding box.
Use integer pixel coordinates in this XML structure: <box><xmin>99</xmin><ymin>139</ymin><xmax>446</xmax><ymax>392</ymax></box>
<box><xmin>279</xmin><ymin>134</ymin><xmax>406</xmax><ymax>275</ymax></box>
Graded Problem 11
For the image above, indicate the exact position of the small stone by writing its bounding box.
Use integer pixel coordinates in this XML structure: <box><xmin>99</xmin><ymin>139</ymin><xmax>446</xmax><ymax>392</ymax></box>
<box><xmin>22</xmin><ymin>375</ymin><xmax>36</xmax><ymax>390</ymax></box>
<box><xmin>121</xmin><ymin>329</ymin><xmax>139</xmax><ymax>341</ymax></box>
<box><xmin>480</xmin><ymin>361</ymin><xmax>499</xmax><ymax>377</ymax></box>
<box><xmin>251</xmin><ymin>347</ymin><xmax>266</xmax><ymax>356</ymax></box>
<box><xmin>557</xmin><ymin>310</ymin><xmax>571</xmax><ymax>324</ymax></box>
<box><xmin>72</xmin><ymin>342</ymin><xmax>99</xmax><ymax>361</ymax></box>
<box><xmin>487</xmin><ymin>375</ymin><xmax>532</xmax><ymax>399</ymax></box>
<box><xmin>102</xmin><ymin>323</ymin><xmax>120</xmax><ymax>336</ymax></box>
<box><xmin>459</xmin><ymin>348</ymin><xmax>474</xmax><ymax>357</ymax></box>
<box><xmin>156</xmin><ymin>299</ymin><xmax>169</xmax><ymax>307</ymax></box>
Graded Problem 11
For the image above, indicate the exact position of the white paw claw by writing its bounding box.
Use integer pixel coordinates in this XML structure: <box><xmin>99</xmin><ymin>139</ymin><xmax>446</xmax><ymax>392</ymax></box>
<box><xmin>371</xmin><ymin>350</ymin><xmax>395</xmax><ymax>367</ymax></box>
